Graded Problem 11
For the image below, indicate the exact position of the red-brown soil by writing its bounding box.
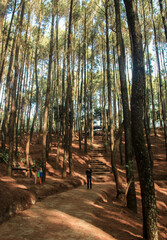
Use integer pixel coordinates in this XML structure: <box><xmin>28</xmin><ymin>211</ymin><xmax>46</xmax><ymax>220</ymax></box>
<box><xmin>0</xmin><ymin>129</ymin><xmax>166</xmax><ymax>239</ymax></box>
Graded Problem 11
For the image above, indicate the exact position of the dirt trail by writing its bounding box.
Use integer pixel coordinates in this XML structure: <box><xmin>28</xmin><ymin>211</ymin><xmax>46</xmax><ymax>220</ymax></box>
<box><xmin>0</xmin><ymin>182</ymin><xmax>118</xmax><ymax>240</ymax></box>
<box><xmin>0</xmin><ymin>131</ymin><xmax>166</xmax><ymax>240</ymax></box>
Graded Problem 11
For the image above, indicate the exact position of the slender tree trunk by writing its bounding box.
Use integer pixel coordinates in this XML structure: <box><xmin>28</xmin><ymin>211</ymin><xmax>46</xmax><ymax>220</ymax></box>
<box><xmin>124</xmin><ymin>0</ymin><xmax>158</xmax><ymax>239</ymax></box>
<box><xmin>90</xmin><ymin>27</ymin><xmax>94</xmax><ymax>147</ymax></box>
<box><xmin>84</xmin><ymin>7</ymin><xmax>87</xmax><ymax>153</ymax></box>
<box><xmin>113</xmin><ymin>46</ymin><xmax>117</xmax><ymax>129</ymax></box>
<box><xmin>61</xmin><ymin>22</ymin><xmax>67</xmax><ymax>138</ymax></box>
<box><xmin>158</xmin><ymin>0</ymin><xmax>167</xmax><ymax>41</ymax></box>
<box><xmin>30</xmin><ymin>3</ymin><xmax>42</xmax><ymax>141</ymax></box>
<box><xmin>118</xmin><ymin>95</ymin><xmax>123</xmax><ymax>165</ymax></box>
<box><xmin>69</xmin><ymin>27</ymin><xmax>75</xmax><ymax>175</ymax></box>
<box><xmin>105</xmin><ymin>0</ymin><xmax>118</xmax><ymax>190</ymax></box>
<box><xmin>42</xmin><ymin>0</ymin><xmax>55</xmax><ymax>182</ymax></box>
<box><xmin>102</xmin><ymin>38</ymin><xmax>108</xmax><ymax>151</ymax></box>
<box><xmin>114</xmin><ymin>0</ymin><xmax>137</xmax><ymax>213</ymax></box>
<box><xmin>0</xmin><ymin>0</ymin><xmax>17</xmax><ymax>84</ymax></box>
<box><xmin>150</xmin><ymin>0</ymin><xmax>167</xmax><ymax>161</ymax></box>
<box><xmin>142</xmin><ymin>0</ymin><xmax>154</xmax><ymax>168</ymax></box>
<box><xmin>55</xmin><ymin>5</ymin><xmax>60</xmax><ymax>168</ymax></box>
<box><xmin>8</xmin><ymin>0</ymin><xmax>25</xmax><ymax>176</ymax></box>
<box><xmin>1</xmin><ymin>9</ymin><xmax>20</xmax><ymax>150</ymax></box>
<box><xmin>79</xmin><ymin>61</ymin><xmax>83</xmax><ymax>150</ymax></box>
<box><xmin>63</xmin><ymin>0</ymin><xmax>73</xmax><ymax>177</ymax></box>
<box><xmin>142</xmin><ymin>0</ymin><xmax>156</xmax><ymax>137</ymax></box>
<box><xmin>15</xmin><ymin>52</ymin><xmax>25</xmax><ymax>158</ymax></box>
<box><xmin>77</xmin><ymin>38</ymin><xmax>81</xmax><ymax>141</ymax></box>
<box><xmin>25</xmin><ymin>5</ymin><xmax>42</xmax><ymax>176</ymax></box>
<box><xmin>25</xmin><ymin>68</ymin><xmax>34</xmax><ymax>175</ymax></box>
<box><xmin>0</xmin><ymin>0</ymin><xmax>9</xmax><ymax>47</ymax></box>
<box><xmin>105</xmin><ymin>0</ymin><xmax>114</xmax><ymax>151</ymax></box>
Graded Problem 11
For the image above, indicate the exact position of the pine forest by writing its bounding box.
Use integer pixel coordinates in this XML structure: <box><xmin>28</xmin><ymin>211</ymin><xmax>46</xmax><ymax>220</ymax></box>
<box><xmin>0</xmin><ymin>0</ymin><xmax>167</xmax><ymax>240</ymax></box>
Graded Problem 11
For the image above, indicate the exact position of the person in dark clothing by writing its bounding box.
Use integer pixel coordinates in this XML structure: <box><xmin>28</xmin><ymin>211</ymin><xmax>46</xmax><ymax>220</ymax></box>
<box><xmin>86</xmin><ymin>164</ymin><xmax>92</xmax><ymax>189</ymax></box>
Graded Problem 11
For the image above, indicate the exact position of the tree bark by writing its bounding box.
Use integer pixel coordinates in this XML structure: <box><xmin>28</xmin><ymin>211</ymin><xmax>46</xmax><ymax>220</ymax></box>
<box><xmin>1</xmin><ymin>8</ymin><xmax>20</xmax><ymax>150</ymax></box>
<box><xmin>150</xmin><ymin>0</ymin><xmax>167</xmax><ymax>161</ymax></box>
<box><xmin>90</xmin><ymin>26</ymin><xmax>94</xmax><ymax>148</ymax></box>
<box><xmin>8</xmin><ymin>0</ymin><xmax>25</xmax><ymax>176</ymax></box>
<box><xmin>30</xmin><ymin>1</ymin><xmax>42</xmax><ymax>141</ymax></box>
<box><xmin>158</xmin><ymin>0</ymin><xmax>167</xmax><ymax>41</ymax></box>
<box><xmin>102</xmin><ymin>37</ymin><xmax>108</xmax><ymax>151</ymax></box>
<box><xmin>63</xmin><ymin>0</ymin><xmax>73</xmax><ymax>177</ymax></box>
<box><xmin>55</xmin><ymin>5</ymin><xmax>60</xmax><ymax>168</ymax></box>
<box><xmin>114</xmin><ymin>0</ymin><xmax>137</xmax><ymax>213</ymax></box>
<box><xmin>84</xmin><ymin>6</ymin><xmax>87</xmax><ymax>153</ymax></box>
<box><xmin>0</xmin><ymin>0</ymin><xmax>17</xmax><ymax>84</ymax></box>
<box><xmin>0</xmin><ymin>0</ymin><xmax>9</xmax><ymax>47</ymax></box>
<box><xmin>123</xmin><ymin>0</ymin><xmax>158</xmax><ymax>239</ymax></box>
<box><xmin>142</xmin><ymin>0</ymin><xmax>156</xmax><ymax>136</ymax></box>
<box><xmin>42</xmin><ymin>0</ymin><xmax>55</xmax><ymax>182</ymax></box>
<box><xmin>69</xmin><ymin>26</ymin><xmax>75</xmax><ymax>175</ymax></box>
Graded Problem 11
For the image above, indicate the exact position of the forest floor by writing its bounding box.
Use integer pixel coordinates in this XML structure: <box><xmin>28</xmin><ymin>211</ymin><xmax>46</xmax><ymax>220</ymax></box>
<box><xmin>0</xmin><ymin>128</ymin><xmax>166</xmax><ymax>239</ymax></box>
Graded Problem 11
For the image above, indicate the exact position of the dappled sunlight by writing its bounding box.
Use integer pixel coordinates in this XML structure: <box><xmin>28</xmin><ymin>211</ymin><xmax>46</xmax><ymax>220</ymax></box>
<box><xmin>46</xmin><ymin>162</ymin><xmax>60</xmax><ymax>177</ymax></box>
<box><xmin>157</xmin><ymin>200</ymin><xmax>167</xmax><ymax>211</ymax></box>
<box><xmin>45</xmin><ymin>175</ymin><xmax>62</xmax><ymax>181</ymax></box>
<box><xmin>0</xmin><ymin>176</ymin><xmax>28</xmax><ymax>190</ymax></box>
<box><xmin>0</xmin><ymin>176</ymin><xmax>17</xmax><ymax>183</ymax></box>
<box><xmin>44</xmin><ymin>209</ymin><xmax>117</xmax><ymax>240</ymax></box>
<box><xmin>122</xmin><ymin>230</ymin><xmax>142</xmax><ymax>239</ymax></box>
<box><xmin>7</xmin><ymin>198</ymin><xmax>117</xmax><ymax>240</ymax></box>
<box><xmin>155</xmin><ymin>184</ymin><xmax>167</xmax><ymax>196</ymax></box>
<box><xmin>0</xmin><ymin>129</ymin><xmax>166</xmax><ymax>239</ymax></box>
<box><xmin>153</xmin><ymin>153</ymin><xmax>166</xmax><ymax>160</ymax></box>
<box><xmin>45</xmin><ymin>209</ymin><xmax>116</xmax><ymax>240</ymax></box>
<box><xmin>84</xmin><ymin>199</ymin><xmax>104</xmax><ymax>209</ymax></box>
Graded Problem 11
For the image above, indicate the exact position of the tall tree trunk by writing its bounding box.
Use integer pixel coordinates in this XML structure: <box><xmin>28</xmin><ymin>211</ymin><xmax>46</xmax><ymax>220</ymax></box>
<box><xmin>118</xmin><ymin>95</ymin><xmax>123</xmax><ymax>165</ymax></box>
<box><xmin>30</xmin><ymin>2</ymin><xmax>42</xmax><ymax>141</ymax></box>
<box><xmin>150</xmin><ymin>0</ymin><xmax>167</xmax><ymax>161</ymax></box>
<box><xmin>55</xmin><ymin>5</ymin><xmax>60</xmax><ymax>168</ymax></box>
<box><xmin>90</xmin><ymin>27</ymin><xmax>94</xmax><ymax>147</ymax></box>
<box><xmin>105</xmin><ymin>0</ymin><xmax>114</xmax><ymax>152</ymax></box>
<box><xmin>25</xmin><ymin>67</ymin><xmax>34</xmax><ymax>174</ymax></box>
<box><xmin>158</xmin><ymin>0</ymin><xmax>167</xmax><ymax>41</ymax></box>
<box><xmin>84</xmin><ymin>6</ymin><xmax>87</xmax><ymax>153</ymax></box>
<box><xmin>123</xmin><ymin>0</ymin><xmax>158</xmax><ymax>239</ymax></box>
<box><xmin>63</xmin><ymin>0</ymin><xmax>73</xmax><ymax>177</ymax></box>
<box><xmin>105</xmin><ymin>0</ymin><xmax>119</xmax><ymax>193</ymax></box>
<box><xmin>77</xmin><ymin>39</ymin><xmax>81</xmax><ymax>149</ymax></box>
<box><xmin>42</xmin><ymin>0</ymin><xmax>55</xmax><ymax>182</ymax></box>
<box><xmin>1</xmin><ymin>9</ymin><xmax>20</xmax><ymax>150</ymax></box>
<box><xmin>61</xmin><ymin>22</ymin><xmax>67</xmax><ymax>138</ymax></box>
<box><xmin>113</xmin><ymin>46</ymin><xmax>117</xmax><ymax>129</ymax></box>
<box><xmin>15</xmin><ymin>51</ymin><xmax>25</xmax><ymax>158</ymax></box>
<box><xmin>69</xmin><ymin>26</ymin><xmax>75</xmax><ymax>175</ymax></box>
<box><xmin>114</xmin><ymin>0</ymin><xmax>137</xmax><ymax>213</ymax></box>
<box><xmin>142</xmin><ymin>0</ymin><xmax>154</xmax><ymax>167</ymax></box>
<box><xmin>8</xmin><ymin>0</ymin><xmax>25</xmax><ymax>176</ymax></box>
<box><xmin>102</xmin><ymin>37</ymin><xmax>108</xmax><ymax>151</ymax></box>
<box><xmin>26</xmin><ymin>4</ymin><xmax>42</xmax><ymax>175</ymax></box>
<box><xmin>0</xmin><ymin>0</ymin><xmax>9</xmax><ymax>46</ymax></box>
<box><xmin>79</xmin><ymin>61</ymin><xmax>83</xmax><ymax>150</ymax></box>
<box><xmin>0</xmin><ymin>0</ymin><xmax>17</xmax><ymax>84</ymax></box>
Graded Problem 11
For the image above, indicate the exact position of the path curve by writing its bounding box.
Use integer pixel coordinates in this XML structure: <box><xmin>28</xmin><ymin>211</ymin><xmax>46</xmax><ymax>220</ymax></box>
<box><xmin>0</xmin><ymin>182</ymin><xmax>116</xmax><ymax>240</ymax></box>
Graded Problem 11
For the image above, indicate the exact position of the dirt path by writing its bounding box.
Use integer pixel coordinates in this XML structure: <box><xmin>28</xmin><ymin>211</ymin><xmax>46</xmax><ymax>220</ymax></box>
<box><xmin>0</xmin><ymin>182</ymin><xmax>120</xmax><ymax>240</ymax></box>
<box><xmin>0</xmin><ymin>131</ymin><xmax>166</xmax><ymax>240</ymax></box>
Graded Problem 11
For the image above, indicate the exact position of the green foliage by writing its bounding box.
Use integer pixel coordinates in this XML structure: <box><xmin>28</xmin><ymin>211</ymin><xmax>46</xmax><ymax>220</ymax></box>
<box><xmin>31</xmin><ymin>159</ymin><xmax>42</xmax><ymax>171</ymax></box>
<box><xmin>94</xmin><ymin>107</ymin><xmax>102</xmax><ymax>118</ymax></box>
<box><xmin>20</xmin><ymin>157</ymin><xmax>27</xmax><ymax>164</ymax></box>
<box><xmin>0</xmin><ymin>149</ymin><xmax>9</xmax><ymax>164</ymax></box>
